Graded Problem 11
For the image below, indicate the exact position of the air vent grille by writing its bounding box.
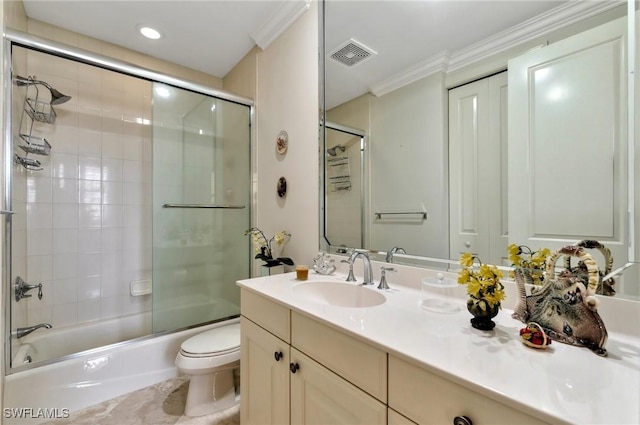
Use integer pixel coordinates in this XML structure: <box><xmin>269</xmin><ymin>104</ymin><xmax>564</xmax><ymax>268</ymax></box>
<box><xmin>329</xmin><ymin>39</ymin><xmax>376</xmax><ymax>67</ymax></box>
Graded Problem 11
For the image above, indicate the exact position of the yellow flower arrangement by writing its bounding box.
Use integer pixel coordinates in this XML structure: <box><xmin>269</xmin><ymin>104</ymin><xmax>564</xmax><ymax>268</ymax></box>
<box><xmin>457</xmin><ymin>253</ymin><xmax>505</xmax><ymax>309</ymax></box>
<box><xmin>507</xmin><ymin>244</ymin><xmax>550</xmax><ymax>285</ymax></box>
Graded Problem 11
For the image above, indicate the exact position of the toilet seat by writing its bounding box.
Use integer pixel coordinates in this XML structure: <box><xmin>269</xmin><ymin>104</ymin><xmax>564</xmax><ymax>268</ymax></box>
<box><xmin>179</xmin><ymin>323</ymin><xmax>240</xmax><ymax>358</ymax></box>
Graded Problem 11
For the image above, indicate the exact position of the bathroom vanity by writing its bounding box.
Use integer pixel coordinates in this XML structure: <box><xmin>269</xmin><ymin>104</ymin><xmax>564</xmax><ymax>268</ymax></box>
<box><xmin>237</xmin><ymin>271</ymin><xmax>640</xmax><ymax>425</ymax></box>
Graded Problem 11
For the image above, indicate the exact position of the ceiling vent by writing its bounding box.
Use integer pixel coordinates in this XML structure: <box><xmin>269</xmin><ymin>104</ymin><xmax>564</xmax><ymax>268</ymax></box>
<box><xmin>329</xmin><ymin>39</ymin><xmax>377</xmax><ymax>67</ymax></box>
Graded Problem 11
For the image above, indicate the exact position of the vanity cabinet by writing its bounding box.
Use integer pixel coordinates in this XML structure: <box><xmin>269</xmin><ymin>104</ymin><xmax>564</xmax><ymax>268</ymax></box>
<box><xmin>388</xmin><ymin>355</ymin><xmax>548</xmax><ymax>425</ymax></box>
<box><xmin>240</xmin><ymin>289</ymin><xmax>386</xmax><ymax>425</ymax></box>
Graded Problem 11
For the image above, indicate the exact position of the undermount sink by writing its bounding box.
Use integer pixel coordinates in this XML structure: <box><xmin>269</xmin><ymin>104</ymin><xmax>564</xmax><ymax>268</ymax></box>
<box><xmin>292</xmin><ymin>281</ymin><xmax>386</xmax><ymax>308</ymax></box>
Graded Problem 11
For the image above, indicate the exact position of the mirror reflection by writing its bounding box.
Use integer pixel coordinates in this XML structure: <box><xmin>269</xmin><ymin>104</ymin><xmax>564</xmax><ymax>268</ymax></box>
<box><xmin>321</xmin><ymin>0</ymin><xmax>639</xmax><ymax>300</ymax></box>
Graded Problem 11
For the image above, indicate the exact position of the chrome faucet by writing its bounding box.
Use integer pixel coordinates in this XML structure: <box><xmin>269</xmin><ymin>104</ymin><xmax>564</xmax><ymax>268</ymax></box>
<box><xmin>15</xmin><ymin>323</ymin><xmax>52</xmax><ymax>339</ymax></box>
<box><xmin>346</xmin><ymin>251</ymin><xmax>374</xmax><ymax>285</ymax></box>
<box><xmin>385</xmin><ymin>246</ymin><xmax>406</xmax><ymax>263</ymax></box>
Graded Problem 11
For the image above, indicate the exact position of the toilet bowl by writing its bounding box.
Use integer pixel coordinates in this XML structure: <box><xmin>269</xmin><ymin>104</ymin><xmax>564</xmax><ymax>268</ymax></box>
<box><xmin>175</xmin><ymin>322</ymin><xmax>240</xmax><ymax>417</ymax></box>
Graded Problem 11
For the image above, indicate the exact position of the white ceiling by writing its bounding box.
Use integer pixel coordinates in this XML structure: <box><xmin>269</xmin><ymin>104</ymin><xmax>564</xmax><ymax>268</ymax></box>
<box><xmin>21</xmin><ymin>1</ymin><xmax>622</xmax><ymax>109</ymax></box>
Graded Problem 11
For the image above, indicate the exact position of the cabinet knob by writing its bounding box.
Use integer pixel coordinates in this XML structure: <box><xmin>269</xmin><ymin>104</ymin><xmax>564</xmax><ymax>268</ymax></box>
<box><xmin>453</xmin><ymin>416</ymin><xmax>472</xmax><ymax>425</ymax></box>
<box><xmin>274</xmin><ymin>351</ymin><xmax>283</xmax><ymax>361</ymax></box>
<box><xmin>289</xmin><ymin>362</ymin><xmax>300</xmax><ymax>373</ymax></box>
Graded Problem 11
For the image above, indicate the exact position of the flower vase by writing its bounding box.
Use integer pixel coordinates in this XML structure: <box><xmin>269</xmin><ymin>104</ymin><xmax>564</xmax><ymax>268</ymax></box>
<box><xmin>261</xmin><ymin>264</ymin><xmax>285</xmax><ymax>277</ymax></box>
<box><xmin>466</xmin><ymin>298</ymin><xmax>500</xmax><ymax>331</ymax></box>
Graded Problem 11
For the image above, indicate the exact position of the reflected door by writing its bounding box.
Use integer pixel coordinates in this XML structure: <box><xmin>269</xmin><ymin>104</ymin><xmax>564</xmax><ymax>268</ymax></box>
<box><xmin>449</xmin><ymin>72</ymin><xmax>508</xmax><ymax>265</ymax></box>
<box><xmin>509</xmin><ymin>16</ymin><xmax>628</xmax><ymax>263</ymax></box>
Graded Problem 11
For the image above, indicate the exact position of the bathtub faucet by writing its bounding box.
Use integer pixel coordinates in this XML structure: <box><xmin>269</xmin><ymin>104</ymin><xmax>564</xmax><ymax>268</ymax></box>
<box><xmin>15</xmin><ymin>323</ymin><xmax>52</xmax><ymax>339</ymax></box>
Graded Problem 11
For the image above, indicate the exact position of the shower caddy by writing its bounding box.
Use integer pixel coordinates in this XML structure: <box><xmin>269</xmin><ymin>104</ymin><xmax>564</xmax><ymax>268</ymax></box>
<box><xmin>14</xmin><ymin>76</ymin><xmax>56</xmax><ymax>171</ymax></box>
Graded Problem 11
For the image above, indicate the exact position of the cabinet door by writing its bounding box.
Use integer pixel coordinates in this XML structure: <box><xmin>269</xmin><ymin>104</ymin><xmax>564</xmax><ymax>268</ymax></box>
<box><xmin>240</xmin><ymin>316</ymin><xmax>290</xmax><ymax>425</ymax></box>
<box><xmin>290</xmin><ymin>348</ymin><xmax>386</xmax><ymax>425</ymax></box>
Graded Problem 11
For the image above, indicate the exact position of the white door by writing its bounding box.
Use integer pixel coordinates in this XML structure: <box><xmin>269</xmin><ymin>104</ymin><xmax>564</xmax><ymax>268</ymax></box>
<box><xmin>449</xmin><ymin>71</ymin><xmax>508</xmax><ymax>265</ymax></box>
<box><xmin>290</xmin><ymin>348</ymin><xmax>386</xmax><ymax>425</ymax></box>
<box><xmin>508</xmin><ymin>16</ymin><xmax>628</xmax><ymax>264</ymax></box>
<box><xmin>240</xmin><ymin>317</ymin><xmax>290</xmax><ymax>425</ymax></box>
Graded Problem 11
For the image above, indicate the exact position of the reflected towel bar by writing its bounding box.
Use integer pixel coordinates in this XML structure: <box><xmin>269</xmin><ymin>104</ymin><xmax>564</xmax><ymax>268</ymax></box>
<box><xmin>162</xmin><ymin>204</ymin><xmax>246</xmax><ymax>209</ymax></box>
<box><xmin>374</xmin><ymin>212</ymin><xmax>427</xmax><ymax>219</ymax></box>
<box><xmin>0</xmin><ymin>210</ymin><xmax>15</xmax><ymax>215</ymax></box>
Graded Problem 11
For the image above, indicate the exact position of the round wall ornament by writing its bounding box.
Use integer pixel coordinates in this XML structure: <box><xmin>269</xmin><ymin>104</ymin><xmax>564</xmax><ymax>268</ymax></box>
<box><xmin>277</xmin><ymin>176</ymin><xmax>287</xmax><ymax>197</ymax></box>
<box><xmin>276</xmin><ymin>130</ymin><xmax>288</xmax><ymax>154</ymax></box>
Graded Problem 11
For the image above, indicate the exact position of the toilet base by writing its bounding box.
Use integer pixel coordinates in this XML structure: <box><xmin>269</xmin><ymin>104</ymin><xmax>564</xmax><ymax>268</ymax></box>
<box><xmin>184</xmin><ymin>369</ymin><xmax>239</xmax><ymax>417</ymax></box>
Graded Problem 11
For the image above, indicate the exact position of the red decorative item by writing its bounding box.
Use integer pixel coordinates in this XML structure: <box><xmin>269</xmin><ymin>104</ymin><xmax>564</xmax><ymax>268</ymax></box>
<box><xmin>520</xmin><ymin>322</ymin><xmax>551</xmax><ymax>349</ymax></box>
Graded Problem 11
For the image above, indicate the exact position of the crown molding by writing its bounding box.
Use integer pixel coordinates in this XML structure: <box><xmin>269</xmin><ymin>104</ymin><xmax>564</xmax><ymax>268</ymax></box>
<box><xmin>448</xmin><ymin>0</ymin><xmax>623</xmax><ymax>72</ymax></box>
<box><xmin>367</xmin><ymin>1</ymin><xmax>623</xmax><ymax>97</ymax></box>
<box><xmin>251</xmin><ymin>0</ymin><xmax>311</xmax><ymax>50</ymax></box>
<box><xmin>369</xmin><ymin>51</ymin><xmax>450</xmax><ymax>97</ymax></box>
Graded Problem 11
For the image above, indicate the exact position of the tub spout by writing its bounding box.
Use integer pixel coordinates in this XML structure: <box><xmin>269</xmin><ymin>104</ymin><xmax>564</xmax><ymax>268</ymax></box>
<box><xmin>14</xmin><ymin>323</ymin><xmax>52</xmax><ymax>339</ymax></box>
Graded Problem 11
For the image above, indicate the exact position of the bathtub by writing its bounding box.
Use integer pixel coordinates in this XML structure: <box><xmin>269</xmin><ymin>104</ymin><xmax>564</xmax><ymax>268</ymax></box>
<box><xmin>4</xmin><ymin>307</ymin><xmax>239</xmax><ymax>425</ymax></box>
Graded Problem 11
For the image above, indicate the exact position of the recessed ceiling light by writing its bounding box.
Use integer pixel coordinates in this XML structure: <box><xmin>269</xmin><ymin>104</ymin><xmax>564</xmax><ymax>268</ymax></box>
<box><xmin>139</xmin><ymin>26</ymin><xmax>161</xmax><ymax>40</ymax></box>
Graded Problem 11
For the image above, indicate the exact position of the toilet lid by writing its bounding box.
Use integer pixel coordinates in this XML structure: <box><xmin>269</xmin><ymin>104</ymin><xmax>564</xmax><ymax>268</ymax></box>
<box><xmin>180</xmin><ymin>323</ymin><xmax>240</xmax><ymax>356</ymax></box>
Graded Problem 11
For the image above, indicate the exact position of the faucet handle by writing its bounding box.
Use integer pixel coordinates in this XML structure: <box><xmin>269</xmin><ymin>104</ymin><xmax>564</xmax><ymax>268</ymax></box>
<box><xmin>378</xmin><ymin>266</ymin><xmax>395</xmax><ymax>290</ymax></box>
<box><xmin>341</xmin><ymin>260</ymin><xmax>357</xmax><ymax>282</ymax></box>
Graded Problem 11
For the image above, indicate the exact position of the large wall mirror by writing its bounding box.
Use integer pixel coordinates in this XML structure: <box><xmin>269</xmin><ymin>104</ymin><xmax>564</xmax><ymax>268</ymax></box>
<box><xmin>320</xmin><ymin>0</ymin><xmax>640</xmax><ymax>301</ymax></box>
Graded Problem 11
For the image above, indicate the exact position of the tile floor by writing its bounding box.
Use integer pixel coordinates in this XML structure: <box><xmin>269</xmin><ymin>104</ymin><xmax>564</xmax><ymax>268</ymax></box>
<box><xmin>42</xmin><ymin>377</ymin><xmax>240</xmax><ymax>425</ymax></box>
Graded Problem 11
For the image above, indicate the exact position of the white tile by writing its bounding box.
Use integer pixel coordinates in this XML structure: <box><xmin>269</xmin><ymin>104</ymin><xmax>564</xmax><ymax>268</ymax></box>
<box><xmin>102</xmin><ymin>132</ymin><xmax>124</xmax><ymax>159</ymax></box>
<box><xmin>79</xmin><ymin>109</ymin><xmax>102</xmax><ymax>132</ymax></box>
<box><xmin>101</xmin><ymin>274</ymin><xmax>123</xmax><ymax>298</ymax></box>
<box><xmin>26</xmin><ymin>176</ymin><xmax>53</xmax><ymax>204</ymax></box>
<box><xmin>53</xmin><ymin>203</ymin><xmax>78</xmax><ymax>228</ymax></box>
<box><xmin>53</xmin><ymin>253</ymin><xmax>78</xmax><ymax>280</ymax></box>
<box><xmin>102</xmin><ymin>181</ymin><xmax>123</xmax><ymax>205</ymax></box>
<box><xmin>26</xmin><ymin>203</ymin><xmax>53</xmax><ymax>229</ymax></box>
<box><xmin>78</xmin><ymin>204</ymin><xmax>102</xmax><ymax>228</ymax></box>
<box><xmin>25</xmin><ymin>306</ymin><xmax>53</xmax><ymax>326</ymax></box>
<box><xmin>79</xmin><ymin>228</ymin><xmax>102</xmax><ymax>253</ymax></box>
<box><xmin>102</xmin><ymin>228</ymin><xmax>123</xmax><ymax>252</ymax></box>
<box><xmin>52</xmin><ymin>278</ymin><xmax>78</xmax><ymax>304</ymax></box>
<box><xmin>102</xmin><ymin>205</ymin><xmax>123</xmax><ymax>228</ymax></box>
<box><xmin>123</xmin><ymin>160</ymin><xmax>143</xmax><ymax>182</ymax></box>
<box><xmin>52</xmin><ymin>125</ymin><xmax>79</xmax><ymax>155</ymax></box>
<box><xmin>52</xmin><ymin>302</ymin><xmax>78</xmax><ymax>327</ymax></box>
<box><xmin>123</xmin><ymin>182</ymin><xmax>143</xmax><ymax>205</ymax></box>
<box><xmin>78</xmin><ymin>276</ymin><xmax>101</xmax><ymax>300</ymax></box>
<box><xmin>79</xmin><ymin>156</ymin><xmax>102</xmax><ymax>180</ymax></box>
<box><xmin>102</xmin><ymin>158</ymin><xmax>123</xmax><ymax>182</ymax></box>
<box><xmin>100</xmin><ymin>297</ymin><xmax>122</xmax><ymax>319</ymax></box>
<box><xmin>78</xmin><ymin>253</ymin><xmax>101</xmax><ymax>278</ymax></box>
<box><xmin>123</xmin><ymin>205</ymin><xmax>142</xmax><ymax>228</ymax></box>
<box><xmin>53</xmin><ymin>178</ymin><xmax>79</xmax><ymax>204</ymax></box>
<box><xmin>27</xmin><ymin>229</ymin><xmax>53</xmax><ymax>256</ymax></box>
<box><xmin>53</xmin><ymin>228</ymin><xmax>79</xmax><ymax>254</ymax></box>
<box><xmin>78</xmin><ymin>131</ymin><xmax>102</xmax><ymax>157</ymax></box>
<box><xmin>78</xmin><ymin>81</ymin><xmax>102</xmax><ymax>110</ymax></box>
<box><xmin>79</xmin><ymin>180</ymin><xmax>102</xmax><ymax>204</ymax></box>
<box><xmin>27</xmin><ymin>255</ymin><xmax>53</xmax><ymax>283</ymax></box>
<box><xmin>52</xmin><ymin>153</ymin><xmax>79</xmax><ymax>179</ymax></box>
<box><xmin>77</xmin><ymin>300</ymin><xmax>101</xmax><ymax>323</ymax></box>
<box><xmin>123</xmin><ymin>137</ymin><xmax>142</xmax><ymax>161</ymax></box>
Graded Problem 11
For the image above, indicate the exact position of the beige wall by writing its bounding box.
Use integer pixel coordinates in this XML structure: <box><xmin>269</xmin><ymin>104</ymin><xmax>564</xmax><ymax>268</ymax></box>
<box><xmin>254</xmin><ymin>1</ymin><xmax>319</xmax><ymax>271</ymax></box>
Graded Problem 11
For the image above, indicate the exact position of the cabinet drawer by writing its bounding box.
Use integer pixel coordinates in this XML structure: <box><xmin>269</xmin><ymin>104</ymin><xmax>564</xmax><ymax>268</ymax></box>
<box><xmin>241</xmin><ymin>289</ymin><xmax>290</xmax><ymax>343</ymax></box>
<box><xmin>389</xmin><ymin>355</ymin><xmax>549</xmax><ymax>425</ymax></box>
<box><xmin>291</xmin><ymin>311</ymin><xmax>387</xmax><ymax>402</ymax></box>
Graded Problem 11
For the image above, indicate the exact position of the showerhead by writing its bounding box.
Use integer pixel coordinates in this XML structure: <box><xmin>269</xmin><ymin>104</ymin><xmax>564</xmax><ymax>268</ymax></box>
<box><xmin>327</xmin><ymin>145</ymin><xmax>346</xmax><ymax>156</ymax></box>
<box><xmin>14</xmin><ymin>75</ymin><xmax>72</xmax><ymax>105</ymax></box>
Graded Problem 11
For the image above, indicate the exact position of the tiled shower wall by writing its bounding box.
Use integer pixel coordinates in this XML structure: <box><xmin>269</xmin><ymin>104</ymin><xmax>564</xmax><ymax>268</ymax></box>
<box><xmin>12</xmin><ymin>46</ymin><xmax>153</xmax><ymax>329</ymax></box>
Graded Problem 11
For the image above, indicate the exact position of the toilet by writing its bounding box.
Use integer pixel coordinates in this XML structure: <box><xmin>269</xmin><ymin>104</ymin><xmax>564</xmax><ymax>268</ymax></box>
<box><xmin>175</xmin><ymin>322</ymin><xmax>241</xmax><ymax>417</ymax></box>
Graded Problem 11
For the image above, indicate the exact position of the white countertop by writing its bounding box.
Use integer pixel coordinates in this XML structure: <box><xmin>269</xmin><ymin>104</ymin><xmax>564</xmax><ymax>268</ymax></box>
<box><xmin>237</xmin><ymin>271</ymin><xmax>640</xmax><ymax>425</ymax></box>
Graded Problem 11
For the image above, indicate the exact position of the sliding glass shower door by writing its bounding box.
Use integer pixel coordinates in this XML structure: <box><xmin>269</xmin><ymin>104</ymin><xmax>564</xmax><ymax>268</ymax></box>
<box><xmin>152</xmin><ymin>83</ymin><xmax>251</xmax><ymax>333</ymax></box>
